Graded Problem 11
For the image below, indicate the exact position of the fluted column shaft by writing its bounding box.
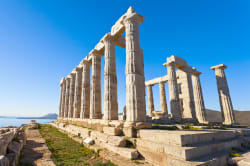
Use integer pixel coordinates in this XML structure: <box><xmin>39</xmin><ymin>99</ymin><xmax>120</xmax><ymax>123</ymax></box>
<box><xmin>211</xmin><ymin>64</ymin><xmax>235</xmax><ymax>125</ymax></box>
<box><xmin>103</xmin><ymin>34</ymin><xmax>118</xmax><ymax>120</ymax></box>
<box><xmin>159</xmin><ymin>82</ymin><xmax>168</xmax><ymax>114</ymax></box>
<box><xmin>80</xmin><ymin>61</ymin><xmax>90</xmax><ymax>119</ymax></box>
<box><xmin>59</xmin><ymin>79</ymin><xmax>66</xmax><ymax>118</ymax></box>
<box><xmin>178</xmin><ymin>70</ymin><xmax>196</xmax><ymax>120</ymax></box>
<box><xmin>147</xmin><ymin>85</ymin><xmax>154</xmax><ymax>117</ymax></box>
<box><xmin>192</xmin><ymin>71</ymin><xmax>207</xmax><ymax>123</ymax></box>
<box><xmin>73</xmin><ymin>68</ymin><xmax>82</xmax><ymax>118</ymax></box>
<box><xmin>64</xmin><ymin>78</ymin><xmax>70</xmax><ymax>118</ymax></box>
<box><xmin>68</xmin><ymin>73</ymin><xmax>76</xmax><ymax>118</ymax></box>
<box><xmin>124</xmin><ymin>13</ymin><xmax>146</xmax><ymax>122</ymax></box>
<box><xmin>166</xmin><ymin>62</ymin><xmax>181</xmax><ymax>122</ymax></box>
<box><xmin>90</xmin><ymin>54</ymin><xmax>102</xmax><ymax>119</ymax></box>
<box><xmin>59</xmin><ymin>81</ymin><xmax>64</xmax><ymax>117</ymax></box>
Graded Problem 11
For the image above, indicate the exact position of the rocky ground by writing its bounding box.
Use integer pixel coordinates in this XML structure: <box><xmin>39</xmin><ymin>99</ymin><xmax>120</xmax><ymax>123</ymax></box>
<box><xmin>19</xmin><ymin>125</ymin><xmax>55</xmax><ymax>166</ymax></box>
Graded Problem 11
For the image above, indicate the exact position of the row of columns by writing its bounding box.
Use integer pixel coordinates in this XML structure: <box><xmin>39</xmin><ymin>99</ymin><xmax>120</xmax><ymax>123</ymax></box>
<box><xmin>146</xmin><ymin>61</ymin><xmax>235</xmax><ymax>125</ymax></box>
<box><xmin>58</xmin><ymin>7</ymin><xmax>146</xmax><ymax>123</ymax></box>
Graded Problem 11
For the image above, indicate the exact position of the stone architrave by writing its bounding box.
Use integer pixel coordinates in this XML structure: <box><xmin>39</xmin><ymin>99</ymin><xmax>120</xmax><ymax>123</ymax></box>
<box><xmin>73</xmin><ymin>67</ymin><xmax>83</xmax><ymax>118</ymax></box>
<box><xmin>165</xmin><ymin>61</ymin><xmax>182</xmax><ymax>122</ymax></box>
<box><xmin>103</xmin><ymin>33</ymin><xmax>118</xmax><ymax>120</ymax></box>
<box><xmin>90</xmin><ymin>52</ymin><xmax>102</xmax><ymax>119</ymax></box>
<box><xmin>178</xmin><ymin>69</ymin><xmax>196</xmax><ymax>120</ymax></box>
<box><xmin>80</xmin><ymin>60</ymin><xmax>91</xmax><ymax>119</ymax></box>
<box><xmin>191</xmin><ymin>71</ymin><xmax>207</xmax><ymax>123</ymax></box>
<box><xmin>124</xmin><ymin>7</ymin><xmax>146</xmax><ymax>122</ymax></box>
<box><xmin>68</xmin><ymin>73</ymin><xmax>76</xmax><ymax>118</ymax></box>
<box><xmin>159</xmin><ymin>82</ymin><xmax>168</xmax><ymax>114</ymax></box>
<box><xmin>211</xmin><ymin>64</ymin><xmax>236</xmax><ymax>125</ymax></box>
<box><xmin>59</xmin><ymin>78</ymin><xmax>66</xmax><ymax>118</ymax></box>
<box><xmin>63</xmin><ymin>77</ymin><xmax>71</xmax><ymax>118</ymax></box>
<box><xmin>147</xmin><ymin>85</ymin><xmax>154</xmax><ymax>117</ymax></box>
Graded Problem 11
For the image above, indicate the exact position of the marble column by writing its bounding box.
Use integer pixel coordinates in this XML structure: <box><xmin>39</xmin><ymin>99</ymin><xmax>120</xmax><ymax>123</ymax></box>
<box><xmin>191</xmin><ymin>71</ymin><xmax>207</xmax><ymax>124</ymax></box>
<box><xmin>90</xmin><ymin>52</ymin><xmax>102</xmax><ymax>119</ymax></box>
<box><xmin>147</xmin><ymin>85</ymin><xmax>154</xmax><ymax>117</ymax></box>
<box><xmin>68</xmin><ymin>73</ymin><xmax>76</xmax><ymax>118</ymax></box>
<box><xmin>165</xmin><ymin>61</ymin><xmax>182</xmax><ymax>122</ymax></box>
<box><xmin>103</xmin><ymin>33</ymin><xmax>118</xmax><ymax>120</ymax></box>
<box><xmin>124</xmin><ymin>7</ymin><xmax>146</xmax><ymax>122</ymax></box>
<box><xmin>80</xmin><ymin>60</ymin><xmax>91</xmax><ymax>119</ymax></box>
<box><xmin>211</xmin><ymin>64</ymin><xmax>236</xmax><ymax>125</ymax></box>
<box><xmin>73</xmin><ymin>67</ymin><xmax>82</xmax><ymax>118</ymax></box>
<box><xmin>178</xmin><ymin>70</ymin><xmax>196</xmax><ymax>120</ymax></box>
<box><xmin>159</xmin><ymin>82</ymin><xmax>168</xmax><ymax>114</ymax></box>
<box><xmin>59</xmin><ymin>78</ymin><xmax>66</xmax><ymax>118</ymax></box>
<box><xmin>63</xmin><ymin>77</ymin><xmax>71</xmax><ymax>118</ymax></box>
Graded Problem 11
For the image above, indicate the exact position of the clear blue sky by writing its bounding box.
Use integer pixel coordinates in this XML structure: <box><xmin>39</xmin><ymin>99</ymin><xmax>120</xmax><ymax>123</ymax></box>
<box><xmin>0</xmin><ymin>0</ymin><xmax>249</xmax><ymax>116</ymax></box>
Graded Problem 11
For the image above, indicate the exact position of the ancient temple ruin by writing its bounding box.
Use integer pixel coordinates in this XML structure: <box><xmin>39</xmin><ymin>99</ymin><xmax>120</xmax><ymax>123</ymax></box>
<box><xmin>53</xmin><ymin>7</ymin><xmax>250</xmax><ymax>166</ymax></box>
<box><xmin>58</xmin><ymin>7</ymin><xmax>236</xmax><ymax>126</ymax></box>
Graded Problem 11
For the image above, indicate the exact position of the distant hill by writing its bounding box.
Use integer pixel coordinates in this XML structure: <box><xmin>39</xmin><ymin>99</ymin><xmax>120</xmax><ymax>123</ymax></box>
<box><xmin>17</xmin><ymin>113</ymin><xmax>58</xmax><ymax>119</ymax></box>
<box><xmin>206</xmin><ymin>109</ymin><xmax>250</xmax><ymax>126</ymax></box>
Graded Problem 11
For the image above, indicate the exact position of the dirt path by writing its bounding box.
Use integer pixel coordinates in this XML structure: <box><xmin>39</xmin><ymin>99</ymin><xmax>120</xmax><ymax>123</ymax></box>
<box><xmin>19</xmin><ymin>128</ymin><xmax>55</xmax><ymax>166</ymax></box>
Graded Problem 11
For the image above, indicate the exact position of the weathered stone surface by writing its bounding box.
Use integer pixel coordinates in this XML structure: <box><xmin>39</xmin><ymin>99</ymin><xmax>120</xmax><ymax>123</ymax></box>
<box><xmin>103</xmin><ymin>127</ymin><xmax>122</xmax><ymax>136</ymax></box>
<box><xmin>0</xmin><ymin>131</ymin><xmax>15</xmax><ymax>155</ymax></box>
<box><xmin>211</xmin><ymin>64</ymin><xmax>236</xmax><ymax>125</ymax></box>
<box><xmin>83</xmin><ymin>137</ymin><xmax>94</xmax><ymax>145</ymax></box>
<box><xmin>0</xmin><ymin>155</ymin><xmax>9</xmax><ymax>166</ymax></box>
<box><xmin>135</xmin><ymin>122</ymin><xmax>152</xmax><ymax>129</ymax></box>
<box><xmin>107</xmin><ymin>135</ymin><xmax>126</xmax><ymax>147</ymax></box>
<box><xmin>7</xmin><ymin>141</ymin><xmax>21</xmax><ymax>155</ymax></box>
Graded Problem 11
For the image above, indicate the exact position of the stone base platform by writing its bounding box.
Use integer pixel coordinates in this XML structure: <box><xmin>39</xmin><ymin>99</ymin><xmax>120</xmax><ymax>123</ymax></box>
<box><xmin>137</xmin><ymin>129</ymin><xmax>250</xmax><ymax>166</ymax></box>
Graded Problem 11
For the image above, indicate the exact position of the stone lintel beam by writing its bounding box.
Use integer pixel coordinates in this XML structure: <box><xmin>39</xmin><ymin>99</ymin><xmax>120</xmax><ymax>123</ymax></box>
<box><xmin>145</xmin><ymin>75</ymin><xmax>168</xmax><ymax>86</ymax></box>
<box><xmin>114</xmin><ymin>36</ymin><xmax>125</xmax><ymax>48</ymax></box>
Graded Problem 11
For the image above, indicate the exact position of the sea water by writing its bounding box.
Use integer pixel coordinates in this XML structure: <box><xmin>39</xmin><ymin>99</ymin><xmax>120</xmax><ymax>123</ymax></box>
<box><xmin>0</xmin><ymin>118</ymin><xmax>55</xmax><ymax>127</ymax></box>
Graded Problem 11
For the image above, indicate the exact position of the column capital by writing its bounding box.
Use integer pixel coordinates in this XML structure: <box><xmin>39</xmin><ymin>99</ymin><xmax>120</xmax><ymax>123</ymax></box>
<box><xmin>192</xmin><ymin>71</ymin><xmax>202</xmax><ymax>76</ymax></box>
<box><xmin>102</xmin><ymin>33</ymin><xmax>114</xmax><ymax>43</ymax></box>
<box><xmin>89</xmin><ymin>49</ymin><xmax>103</xmax><ymax>58</ymax></box>
<box><xmin>124</xmin><ymin>7</ymin><xmax>145</xmax><ymax>25</ymax></box>
<box><xmin>75</xmin><ymin>66</ymin><xmax>83</xmax><ymax>72</ymax></box>
<box><xmin>60</xmin><ymin>78</ymin><xmax>65</xmax><ymax>86</ymax></box>
<box><xmin>211</xmin><ymin>64</ymin><xmax>227</xmax><ymax>70</ymax></box>
<box><xmin>163</xmin><ymin>61</ymin><xmax>175</xmax><ymax>67</ymax></box>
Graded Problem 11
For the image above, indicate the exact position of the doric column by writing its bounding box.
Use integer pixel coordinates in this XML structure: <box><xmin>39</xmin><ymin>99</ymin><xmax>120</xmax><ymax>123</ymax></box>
<box><xmin>59</xmin><ymin>78</ymin><xmax>66</xmax><ymax>118</ymax></box>
<box><xmin>147</xmin><ymin>85</ymin><xmax>154</xmax><ymax>117</ymax></box>
<box><xmin>191</xmin><ymin>71</ymin><xmax>207</xmax><ymax>124</ymax></box>
<box><xmin>80</xmin><ymin>59</ymin><xmax>91</xmax><ymax>119</ymax></box>
<box><xmin>90</xmin><ymin>52</ymin><xmax>102</xmax><ymax>119</ymax></box>
<box><xmin>124</xmin><ymin>7</ymin><xmax>146</xmax><ymax>122</ymax></box>
<box><xmin>159</xmin><ymin>82</ymin><xmax>168</xmax><ymax>114</ymax></box>
<box><xmin>165</xmin><ymin>61</ymin><xmax>182</xmax><ymax>122</ymax></box>
<box><xmin>178</xmin><ymin>70</ymin><xmax>196</xmax><ymax>120</ymax></box>
<box><xmin>73</xmin><ymin>67</ymin><xmax>82</xmax><ymax>118</ymax></box>
<box><xmin>63</xmin><ymin>77</ymin><xmax>70</xmax><ymax>118</ymax></box>
<box><xmin>103</xmin><ymin>33</ymin><xmax>118</xmax><ymax>120</ymax></box>
<box><xmin>211</xmin><ymin>64</ymin><xmax>236</xmax><ymax>125</ymax></box>
<box><xmin>68</xmin><ymin>73</ymin><xmax>76</xmax><ymax>118</ymax></box>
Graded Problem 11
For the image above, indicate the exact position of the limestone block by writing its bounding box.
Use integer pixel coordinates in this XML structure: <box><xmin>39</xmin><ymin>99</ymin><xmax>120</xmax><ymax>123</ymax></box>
<box><xmin>83</xmin><ymin>137</ymin><xmax>94</xmax><ymax>145</ymax></box>
<box><xmin>135</xmin><ymin>122</ymin><xmax>152</xmax><ymax>129</ymax></box>
<box><xmin>7</xmin><ymin>141</ymin><xmax>21</xmax><ymax>154</ymax></box>
<box><xmin>108</xmin><ymin>121</ymin><xmax>124</xmax><ymax>128</ymax></box>
<box><xmin>90</xmin><ymin>131</ymin><xmax>108</xmax><ymax>143</ymax></box>
<box><xmin>107</xmin><ymin>135</ymin><xmax>126</xmax><ymax>147</ymax></box>
<box><xmin>0</xmin><ymin>155</ymin><xmax>9</xmax><ymax>166</ymax></box>
<box><xmin>102</xmin><ymin>143</ymin><xmax>139</xmax><ymax>160</ymax></box>
<box><xmin>123</xmin><ymin>127</ymin><xmax>136</xmax><ymax>138</ymax></box>
<box><xmin>103</xmin><ymin>127</ymin><xmax>122</xmax><ymax>136</ymax></box>
<box><xmin>6</xmin><ymin>153</ymin><xmax>18</xmax><ymax>166</ymax></box>
<box><xmin>0</xmin><ymin>131</ymin><xmax>15</xmax><ymax>155</ymax></box>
